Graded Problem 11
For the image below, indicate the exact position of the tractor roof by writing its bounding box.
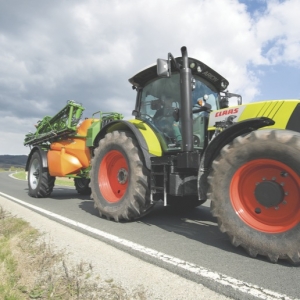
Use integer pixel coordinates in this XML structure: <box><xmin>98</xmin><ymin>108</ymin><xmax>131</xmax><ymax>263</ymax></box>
<box><xmin>129</xmin><ymin>57</ymin><xmax>229</xmax><ymax>92</ymax></box>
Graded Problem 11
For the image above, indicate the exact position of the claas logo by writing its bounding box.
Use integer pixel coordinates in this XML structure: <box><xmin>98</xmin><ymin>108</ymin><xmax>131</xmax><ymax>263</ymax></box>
<box><xmin>215</xmin><ymin>108</ymin><xmax>239</xmax><ymax>117</ymax></box>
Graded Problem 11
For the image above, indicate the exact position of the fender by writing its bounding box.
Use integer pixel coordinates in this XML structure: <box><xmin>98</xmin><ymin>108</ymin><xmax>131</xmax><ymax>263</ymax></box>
<box><xmin>25</xmin><ymin>146</ymin><xmax>49</xmax><ymax>171</ymax></box>
<box><xmin>198</xmin><ymin>117</ymin><xmax>275</xmax><ymax>201</ymax></box>
<box><xmin>94</xmin><ymin>119</ymin><xmax>162</xmax><ymax>170</ymax></box>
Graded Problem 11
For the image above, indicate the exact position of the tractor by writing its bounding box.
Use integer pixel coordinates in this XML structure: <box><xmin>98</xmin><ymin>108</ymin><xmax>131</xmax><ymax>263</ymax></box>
<box><xmin>25</xmin><ymin>46</ymin><xmax>300</xmax><ymax>264</ymax></box>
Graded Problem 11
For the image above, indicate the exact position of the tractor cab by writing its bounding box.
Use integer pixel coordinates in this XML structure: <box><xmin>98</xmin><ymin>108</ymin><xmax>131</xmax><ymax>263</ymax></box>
<box><xmin>129</xmin><ymin>53</ymin><xmax>232</xmax><ymax>153</ymax></box>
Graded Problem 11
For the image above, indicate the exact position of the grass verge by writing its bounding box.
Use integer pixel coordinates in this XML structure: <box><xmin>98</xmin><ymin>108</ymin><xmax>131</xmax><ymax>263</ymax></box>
<box><xmin>0</xmin><ymin>206</ymin><xmax>147</xmax><ymax>299</ymax></box>
<box><xmin>12</xmin><ymin>171</ymin><xmax>75</xmax><ymax>187</ymax></box>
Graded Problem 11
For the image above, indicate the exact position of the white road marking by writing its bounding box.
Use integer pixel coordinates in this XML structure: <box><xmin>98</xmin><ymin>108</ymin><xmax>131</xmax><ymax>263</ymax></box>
<box><xmin>9</xmin><ymin>173</ymin><xmax>25</xmax><ymax>181</ymax></box>
<box><xmin>0</xmin><ymin>191</ymin><xmax>296</xmax><ymax>300</ymax></box>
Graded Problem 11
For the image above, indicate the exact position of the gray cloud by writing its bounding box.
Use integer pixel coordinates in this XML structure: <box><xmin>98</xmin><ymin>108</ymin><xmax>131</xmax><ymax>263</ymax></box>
<box><xmin>0</xmin><ymin>0</ymin><xmax>300</xmax><ymax>154</ymax></box>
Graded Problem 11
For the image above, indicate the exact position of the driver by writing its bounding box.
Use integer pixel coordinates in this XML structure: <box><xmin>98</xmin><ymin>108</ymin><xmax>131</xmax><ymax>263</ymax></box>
<box><xmin>153</xmin><ymin>95</ymin><xmax>182</xmax><ymax>145</ymax></box>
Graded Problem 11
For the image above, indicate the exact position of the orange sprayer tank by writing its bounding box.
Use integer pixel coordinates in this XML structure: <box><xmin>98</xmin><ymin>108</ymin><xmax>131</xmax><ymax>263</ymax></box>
<box><xmin>47</xmin><ymin>119</ymin><xmax>94</xmax><ymax>177</ymax></box>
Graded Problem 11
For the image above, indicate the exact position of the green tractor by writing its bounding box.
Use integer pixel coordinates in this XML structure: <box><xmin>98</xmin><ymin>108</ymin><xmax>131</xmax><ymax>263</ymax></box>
<box><xmin>25</xmin><ymin>46</ymin><xmax>300</xmax><ymax>264</ymax></box>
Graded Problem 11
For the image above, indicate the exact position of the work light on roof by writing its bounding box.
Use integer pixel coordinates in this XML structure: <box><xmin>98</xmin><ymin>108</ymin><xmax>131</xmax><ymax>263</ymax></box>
<box><xmin>221</xmin><ymin>80</ymin><xmax>228</xmax><ymax>90</ymax></box>
<box><xmin>190</xmin><ymin>62</ymin><xmax>196</xmax><ymax>69</ymax></box>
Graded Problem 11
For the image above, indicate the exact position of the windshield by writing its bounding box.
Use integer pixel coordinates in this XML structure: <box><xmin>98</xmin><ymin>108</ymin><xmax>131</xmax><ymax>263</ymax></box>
<box><xmin>139</xmin><ymin>73</ymin><xmax>218</xmax><ymax>151</ymax></box>
<box><xmin>192</xmin><ymin>76</ymin><xmax>219</xmax><ymax>110</ymax></box>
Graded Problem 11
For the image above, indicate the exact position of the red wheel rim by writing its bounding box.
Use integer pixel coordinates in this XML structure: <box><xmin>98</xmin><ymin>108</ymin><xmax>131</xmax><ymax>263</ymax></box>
<box><xmin>98</xmin><ymin>150</ymin><xmax>129</xmax><ymax>203</ymax></box>
<box><xmin>230</xmin><ymin>159</ymin><xmax>300</xmax><ymax>233</ymax></box>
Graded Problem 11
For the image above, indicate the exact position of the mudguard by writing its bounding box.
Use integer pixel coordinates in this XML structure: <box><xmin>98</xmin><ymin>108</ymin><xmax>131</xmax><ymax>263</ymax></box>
<box><xmin>25</xmin><ymin>146</ymin><xmax>48</xmax><ymax>171</ymax></box>
<box><xmin>208</xmin><ymin>100</ymin><xmax>300</xmax><ymax>131</ymax></box>
<box><xmin>198</xmin><ymin>117</ymin><xmax>275</xmax><ymax>201</ymax></box>
<box><xmin>94</xmin><ymin>119</ymin><xmax>162</xmax><ymax>170</ymax></box>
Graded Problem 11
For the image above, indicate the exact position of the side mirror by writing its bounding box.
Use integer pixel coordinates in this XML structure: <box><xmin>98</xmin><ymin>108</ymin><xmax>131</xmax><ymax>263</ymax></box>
<box><xmin>157</xmin><ymin>59</ymin><xmax>170</xmax><ymax>78</ymax></box>
<box><xmin>237</xmin><ymin>96</ymin><xmax>242</xmax><ymax>105</ymax></box>
<box><xmin>219</xmin><ymin>97</ymin><xmax>229</xmax><ymax>109</ymax></box>
<box><xmin>220</xmin><ymin>92</ymin><xmax>242</xmax><ymax>106</ymax></box>
<box><xmin>132</xmin><ymin>110</ymin><xmax>140</xmax><ymax>117</ymax></box>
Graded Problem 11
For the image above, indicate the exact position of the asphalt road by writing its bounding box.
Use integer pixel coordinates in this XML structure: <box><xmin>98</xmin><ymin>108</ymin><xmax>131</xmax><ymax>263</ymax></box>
<box><xmin>1</xmin><ymin>172</ymin><xmax>299</xmax><ymax>300</ymax></box>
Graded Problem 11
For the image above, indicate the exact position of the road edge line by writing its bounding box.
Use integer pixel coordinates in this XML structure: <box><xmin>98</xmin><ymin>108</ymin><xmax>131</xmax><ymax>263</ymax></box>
<box><xmin>0</xmin><ymin>191</ymin><xmax>296</xmax><ymax>300</ymax></box>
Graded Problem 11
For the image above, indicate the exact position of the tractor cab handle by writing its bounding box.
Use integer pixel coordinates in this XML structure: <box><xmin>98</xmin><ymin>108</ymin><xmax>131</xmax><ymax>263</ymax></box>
<box><xmin>192</xmin><ymin>102</ymin><xmax>212</xmax><ymax>114</ymax></box>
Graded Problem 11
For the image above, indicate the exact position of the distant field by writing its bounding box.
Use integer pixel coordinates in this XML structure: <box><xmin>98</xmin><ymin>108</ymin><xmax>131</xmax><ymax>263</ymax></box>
<box><xmin>12</xmin><ymin>171</ymin><xmax>75</xmax><ymax>187</ymax></box>
<box><xmin>0</xmin><ymin>167</ymin><xmax>24</xmax><ymax>172</ymax></box>
<box><xmin>0</xmin><ymin>154</ymin><xmax>27</xmax><ymax>169</ymax></box>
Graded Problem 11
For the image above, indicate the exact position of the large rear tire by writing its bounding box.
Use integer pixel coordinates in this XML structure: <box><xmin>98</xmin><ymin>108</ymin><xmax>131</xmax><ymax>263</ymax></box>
<box><xmin>208</xmin><ymin>130</ymin><xmax>300</xmax><ymax>264</ymax></box>
<box><xmin>90</xmin><ymin>131</ymin><xmax>153</xmax><ymax>221</ymax></box>
<box><xmin>28</xmin><ymin>151</ymin><xmax>55</xmax><ymax>198</ymax></box>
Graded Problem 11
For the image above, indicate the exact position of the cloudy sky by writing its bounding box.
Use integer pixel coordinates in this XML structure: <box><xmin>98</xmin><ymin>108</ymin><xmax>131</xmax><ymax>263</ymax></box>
<box><xmin>1</xmin><ymin>0</ymin><xmax>299</xmax><ymax>155</ymax></box>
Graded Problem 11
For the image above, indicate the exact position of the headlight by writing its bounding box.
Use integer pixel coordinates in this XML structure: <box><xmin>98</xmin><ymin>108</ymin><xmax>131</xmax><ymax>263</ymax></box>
<box><xmin>220</xmin><ymin>80</ymin><xmax>228</xmax><ymax>90</ymax></box>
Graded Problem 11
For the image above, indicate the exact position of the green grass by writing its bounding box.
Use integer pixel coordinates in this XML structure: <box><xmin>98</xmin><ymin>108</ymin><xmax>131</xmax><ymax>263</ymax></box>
<box><xmin>55</xmin><ymin>178</ymin><xmax>75</xmax><ymax>187</ymax></box>
<box><xmin>0</xmin><ymin>208</ymin><xmax>32</xmax><ymax>299</ymax></box>
<box><xmin>12</xmin><ymin>171</ymin><xmax>26</xmax><ymax>180</ymax></box>
<box><xmin>0</xmin><ymin>206</ymin><xmax>147</xmax><ymax>299</ymax></box>
<box><xmin>12</xmin><ymin>171</ymin><xmax>75</xmax><ymax>187</ymax></box>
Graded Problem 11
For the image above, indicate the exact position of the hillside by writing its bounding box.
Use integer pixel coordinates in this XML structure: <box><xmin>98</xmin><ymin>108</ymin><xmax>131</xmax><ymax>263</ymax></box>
<box><xmin>0</xmin><ymin>155</ymin><xmax>28</xmax><ymax>169</ymax></box>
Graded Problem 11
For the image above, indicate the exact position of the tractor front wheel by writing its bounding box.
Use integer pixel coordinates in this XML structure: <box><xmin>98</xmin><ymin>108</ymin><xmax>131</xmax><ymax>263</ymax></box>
<box><xmin>28</xmin><ymin>151</ymin><xmax>55</xmax><ymax>198</ymax></box>
<box><xmin>90</xmin><ymin>131</ymin><xmax>153</xmax><ymax>221</ymax></box>
<box><xmin>209</xmin><ymin>130</ymin><xmax>300</xmax><ymax>264</ymax></box>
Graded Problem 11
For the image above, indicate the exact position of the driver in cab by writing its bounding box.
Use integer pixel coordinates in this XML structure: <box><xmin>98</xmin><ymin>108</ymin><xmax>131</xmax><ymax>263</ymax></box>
<box><xmin>153</xmin><ymin>95</ymin><xmax>182</xmax><ymax>146</ymax></box>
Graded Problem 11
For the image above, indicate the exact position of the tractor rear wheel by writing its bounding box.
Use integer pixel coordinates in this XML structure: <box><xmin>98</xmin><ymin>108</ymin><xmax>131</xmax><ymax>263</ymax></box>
<box><xmin>74</xmin><ymin>178</ymin><xmax>91</xmax><ymax>195</ymax></box>
<box><xmin>208</xmin><ymin>130</ymin><xmax>300</xmax><ymax>264</ymax></box>
<box><xmin>28</xmin><ymin>151</ymin><xmax>55</xmax><ymax>198</ymax></box>
<box><xmin>90</xmin><ymin>131</ymin><xmax>153</xmax><ymax>221</ymax></box>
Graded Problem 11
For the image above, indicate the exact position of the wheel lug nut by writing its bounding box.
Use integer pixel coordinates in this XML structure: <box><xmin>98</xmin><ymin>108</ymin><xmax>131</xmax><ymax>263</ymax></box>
<box><xmin>283</xmin><ymin>200</ymin><xmax>287</xmax><ymax>205</ymax></box>
<box><xmin>272</xmin><ymin>177</ymin><xmax>276</xmax><ymax>181</ymax></box>
<box><xmin>255</xmin><ymin>208</ymin><xmax>261</xmax><ymax>214</ymax></box>
<box><xmin>280</xmin><ymin>171</ymin><xmax>288</xmax><ymax>177</ymax></box>
<box><xmin>285</xmin><ymin>192</ymin><xmax>289</xmax><ymax>196</ymax></box>
<box><xmin>275</xmin><ymin>206</ymin><xmax>279</xmax><ymax>210</ymax></box>
<box><xmin>280</xmin><ymin>182</ymin><xmax>285</xmax><ymax>186</ymax></box>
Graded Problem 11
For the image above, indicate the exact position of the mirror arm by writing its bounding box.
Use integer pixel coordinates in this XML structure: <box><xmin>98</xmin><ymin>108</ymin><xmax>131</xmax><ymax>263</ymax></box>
<box><xmin>168</xmin><ymin>52</ymin><xmax>181</xmax><ymax>71</ymax></box>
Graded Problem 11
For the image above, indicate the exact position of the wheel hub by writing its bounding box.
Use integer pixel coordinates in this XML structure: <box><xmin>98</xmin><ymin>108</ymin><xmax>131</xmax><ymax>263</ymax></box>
<box><xmin>254</xmin><ymin>181</ymin><xmax>284</xmax><ymax>207</ymax></box>
<box><xmin>230</xmin><ymin>158</ymin><xmax>300</xmax><ymax>233</ymax></box>
<box><xmin>33</xmin><ymin>170</ymin><xmax>39</xmax><ymax>178</ymax></box>
<box><xmin>117</xmin><ymin>168</ymin><xmax>128</xmax><ymax>184</ymax></box>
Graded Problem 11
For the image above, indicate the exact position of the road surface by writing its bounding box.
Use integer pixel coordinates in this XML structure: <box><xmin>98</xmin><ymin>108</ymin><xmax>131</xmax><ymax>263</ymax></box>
<box><xmin>0</xmin><ymin>172</ymin><xmax>299</xmax><ymax>299</ymax></box>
